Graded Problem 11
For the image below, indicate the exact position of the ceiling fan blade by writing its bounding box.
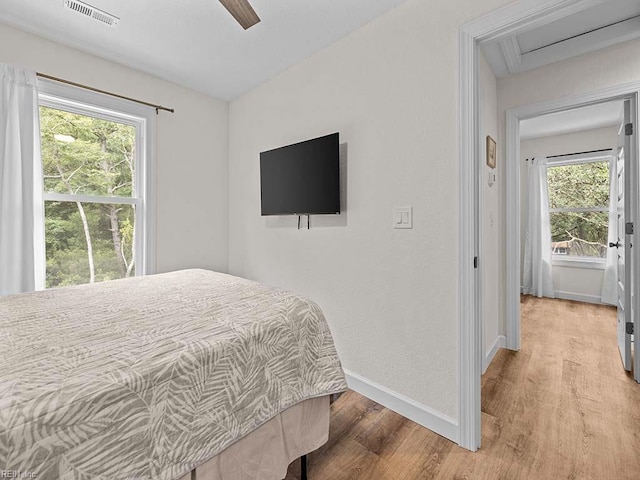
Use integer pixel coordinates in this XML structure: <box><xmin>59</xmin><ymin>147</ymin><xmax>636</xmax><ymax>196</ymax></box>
<box><xmin>219</xmin><ymin>0</ymin><xmax>261</xmax><ymax>30</ymax></box>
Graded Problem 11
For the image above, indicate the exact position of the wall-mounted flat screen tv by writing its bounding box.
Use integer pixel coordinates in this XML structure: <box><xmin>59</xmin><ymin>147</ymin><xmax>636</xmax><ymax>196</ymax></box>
<box><xmin>260</xmin><ymin>132</ymin><xmax>340</xmax><ymax>216</ymax></box>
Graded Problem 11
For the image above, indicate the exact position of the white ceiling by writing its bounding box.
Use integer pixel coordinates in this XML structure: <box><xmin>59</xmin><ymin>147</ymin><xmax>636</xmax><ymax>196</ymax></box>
<box><xmin>482</xmin><ymin>0</ymin><xmax>640</xmax><ymax>77</ymax></box>
<box><xmin>0</xmin><ymin>0</ymin><xmax>410</xmax><ymax>100</ymax></box>
<box><xmin>520</xmin><ymin>100</ymin><xmax>623</xmax><ymax>140</ymax></box>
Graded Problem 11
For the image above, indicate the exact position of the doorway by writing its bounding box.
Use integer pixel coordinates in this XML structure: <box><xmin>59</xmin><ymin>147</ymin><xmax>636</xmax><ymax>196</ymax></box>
<box><xmin>459</xmin><ymin>0</ymin><xmax>640</xmax><ymax>451</ymax></box>
<box><xmin>519</xmin><ymin>101</ymin><xmax>622</xmax><ymax>304</ymax></box>
<box><xmin>505</xmin><ymin>92</ymin><xmax>639</xmax><ymax>375</ymax></box>
<box><xmin>516</xmin><ymin>99</ymin><xmax>631</xmax><ymax>366</ymax></box>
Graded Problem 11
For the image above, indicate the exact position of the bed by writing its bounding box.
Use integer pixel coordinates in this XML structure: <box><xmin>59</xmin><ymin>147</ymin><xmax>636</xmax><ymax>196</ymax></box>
<box><xmin>0</xmin><ymin>269</ymin><xmax>347</xmax><ymax>479</ymax></box>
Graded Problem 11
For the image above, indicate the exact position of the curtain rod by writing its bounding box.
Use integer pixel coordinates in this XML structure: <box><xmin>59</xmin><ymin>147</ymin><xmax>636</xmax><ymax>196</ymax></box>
<box><xmin>36</xmin><ymin>73</ymin><xmax>175</xmax><ymax>114</ymax></box>
<box><xmin>526</xmin><ymin>148</ymin><xmax>612</xmax><ymax>162</ymax></box>
<box><xmin>547</xmin><ymin>148</ymin><xmax>611</xmax><ymax>159</ymax></box>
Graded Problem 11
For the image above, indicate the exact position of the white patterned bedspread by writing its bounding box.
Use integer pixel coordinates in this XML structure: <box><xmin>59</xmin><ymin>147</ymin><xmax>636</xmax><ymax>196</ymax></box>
<box><xmin>0</xmin><ymin>269</ymin><xmax>347</xmax><ymax>479</ymax></box>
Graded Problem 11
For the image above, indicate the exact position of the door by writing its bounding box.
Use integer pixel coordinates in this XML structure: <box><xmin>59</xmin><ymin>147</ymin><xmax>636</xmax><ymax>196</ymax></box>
<box><xmin>631</xmin><ymin>97</ymin><xmax>640</xmax><ymax>383</ymax></box>
<box><xmin>616</xmin><ymin>98</ymin><xmax>637</xmax><ymax>373</ymax></box>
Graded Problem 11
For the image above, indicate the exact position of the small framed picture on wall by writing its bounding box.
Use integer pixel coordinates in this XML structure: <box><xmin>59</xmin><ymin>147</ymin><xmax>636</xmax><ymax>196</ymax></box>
<box><xmin>486</xmin><ymin>135</ymin><xmax>496</xmax><ymax>169</ymax></box>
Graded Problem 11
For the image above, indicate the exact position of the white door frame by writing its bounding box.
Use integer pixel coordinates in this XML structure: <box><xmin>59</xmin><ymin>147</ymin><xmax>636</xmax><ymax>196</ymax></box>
<box><xmin>458</xmin><ymin>0</ymin><xmax>609</xmax><ymax>451</ymax></box>
<box><xmin>505</xmin><ymin>86</ymin><xmax>640</xmax><ymax>353</ymax></box>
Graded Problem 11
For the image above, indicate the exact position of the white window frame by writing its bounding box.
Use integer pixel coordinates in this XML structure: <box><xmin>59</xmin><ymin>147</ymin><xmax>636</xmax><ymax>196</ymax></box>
<box><xmin>37</xmin><ymin>79</ymin><xmax>156</xmax><ymax>279</ymax></box>
<box><xmin>547</xmin><ymin>151</ymin><xmax>611</xmax><ymax>270</ymax></box>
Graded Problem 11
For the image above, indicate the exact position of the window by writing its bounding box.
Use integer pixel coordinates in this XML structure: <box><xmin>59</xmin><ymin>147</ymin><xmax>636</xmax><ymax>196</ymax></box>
<box><xmin>38</xmin><ymin>81</ymin><xmax>154</xmax><ymax>288</ymax></box>
<box><xmin>547</xmin><ymin>154</ymin><xmax>610</xmax><ymax>267</ymax></box>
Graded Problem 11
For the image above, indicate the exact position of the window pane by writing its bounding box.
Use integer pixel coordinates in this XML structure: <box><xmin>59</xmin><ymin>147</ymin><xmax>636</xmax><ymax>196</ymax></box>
<box><xmin>550</xmin><ymin>211</ymin><xmax>608</xmax><ymax>258</ymax></box>
<box><xmin>45</xmin><ymin>201</ymin><xmax>136</xmax><ymax>288</ymax></box>
<box><xmin>547</xmin><ymin>162</ymin><xmax>609</xmax><ymax>209</ymax></box>
<box><xmin>40</xmin><ymin>106</ymin><xmax>135</xmax><ymax>197</ymax></box>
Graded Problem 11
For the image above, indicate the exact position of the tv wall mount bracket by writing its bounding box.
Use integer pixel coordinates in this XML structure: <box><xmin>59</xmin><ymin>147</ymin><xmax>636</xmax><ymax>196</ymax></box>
<box><xmin>297</xmin><ymin>215</ymin><xmax>310</xmax><ymax>230</ymax></box>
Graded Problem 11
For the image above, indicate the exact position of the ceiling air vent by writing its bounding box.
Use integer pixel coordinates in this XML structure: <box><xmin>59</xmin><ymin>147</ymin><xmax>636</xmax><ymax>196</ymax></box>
<box><xmin>64</xmin><ymin>0</ymin><xmax>119</xmax><ymax>27</ymax></box>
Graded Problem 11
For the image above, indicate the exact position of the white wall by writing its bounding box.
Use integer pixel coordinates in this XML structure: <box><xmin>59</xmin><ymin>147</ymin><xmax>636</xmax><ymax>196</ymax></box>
<box><xmin>520</xmin><ymin>127</ymin><xmax>618</xmax><ymax>303</ymax></box>
<box><xmin>552</xmin><ymin>267</ymin><xmax>604</xmax><ymax>301</ymax></box>
<box><xmin>0</xmin><ymin>23</ymin><xmax>229</xmax><ymax>274</ymax></box>
<box><xmin>479</xmin><ymin>51</ymin><xmax>502</xmax><ymax>369</ymax></box>
<box><xmin>228</xmin><ymin>0</ymin><xmax>511</xmax><ymax>422</ymax></box>
<box><xmin>497</xmin><ymin>37</ymin><xmax>640</xmax><ymax>330</ymax></box>
<box><xmin>498</xmin><ymin>38</ymin><xmax>640</xmax><ymax>112</ymax></box>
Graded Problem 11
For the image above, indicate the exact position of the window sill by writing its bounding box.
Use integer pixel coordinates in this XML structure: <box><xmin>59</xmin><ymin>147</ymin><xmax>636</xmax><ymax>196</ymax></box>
<box><xmin>552</xmin><ymin>256</ymin><xmax>605</xmax><ymax>270</ymax></box>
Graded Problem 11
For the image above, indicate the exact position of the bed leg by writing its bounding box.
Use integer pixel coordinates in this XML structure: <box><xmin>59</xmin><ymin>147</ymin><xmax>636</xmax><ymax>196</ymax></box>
<box><xmin>301</xmin><ymin>454</ymin><xmax>308</xmax><ymax>480</ymax></box>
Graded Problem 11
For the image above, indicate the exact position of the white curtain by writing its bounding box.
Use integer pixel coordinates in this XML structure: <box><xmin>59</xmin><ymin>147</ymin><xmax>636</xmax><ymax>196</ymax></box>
<box><xmin>0</xmin><ymin>63</ymin><xmax>45</xmax><ymax>295</ymax></box>
<box><xmin>523</xmin><ymin>157</ymin><xmax>555</xmax><ymax>298</ymax></box>
<box><xmin>601</xmin><ymin>149</ymin><xmax>618</xmax><ymax>305</ymax></box>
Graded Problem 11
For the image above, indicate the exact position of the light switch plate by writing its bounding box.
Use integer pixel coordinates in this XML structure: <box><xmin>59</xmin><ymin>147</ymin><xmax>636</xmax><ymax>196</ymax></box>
<box><xmin>394</xmin><ymin>207</ymin><xmax>412</xmax><ymax>229</ymax></box>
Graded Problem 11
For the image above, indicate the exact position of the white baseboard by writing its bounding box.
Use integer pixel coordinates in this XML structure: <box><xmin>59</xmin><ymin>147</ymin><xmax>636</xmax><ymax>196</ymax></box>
<box><xmin>343</xmin><ymin>369</ymin><xmax>458</xmax><ymax>444</ymax></box>
<box><xmin>483</xmin><ymin>335</ymin><xmax>506</xmax><ymax>374</ymax></box>
<box><xmin>554</xmin><ymin>290</ymin><xmax>603</xmax><ymax>305</ymax></box>
<box><xmin>520</xmin><ymin>287</ymin><xmax>604</xmax><ymax>305</ymax></box>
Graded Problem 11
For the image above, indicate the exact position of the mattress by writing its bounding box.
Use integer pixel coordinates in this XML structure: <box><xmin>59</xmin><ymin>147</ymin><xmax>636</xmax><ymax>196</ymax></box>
<box><xmin>0</xmin><ymin>269</ymin><xmax>347</xmax><ymax>479</ymax></box>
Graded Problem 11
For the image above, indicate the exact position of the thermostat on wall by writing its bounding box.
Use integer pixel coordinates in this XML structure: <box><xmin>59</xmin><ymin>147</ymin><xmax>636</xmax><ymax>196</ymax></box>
<box><xmin>488</xmin><ymin>170</ymin><xmax>496</xmax><ymax>187</ymax></box>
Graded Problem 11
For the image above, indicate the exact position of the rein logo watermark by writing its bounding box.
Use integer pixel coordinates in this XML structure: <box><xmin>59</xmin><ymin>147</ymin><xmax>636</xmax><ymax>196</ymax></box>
<box><xmin>1</xmin><ymin>472</ymin><xmax>37</xmax><ymax>478</ymax></box>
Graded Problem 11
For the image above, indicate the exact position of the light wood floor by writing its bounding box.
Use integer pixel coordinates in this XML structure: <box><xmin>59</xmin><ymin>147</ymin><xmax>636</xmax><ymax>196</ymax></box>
<box><xmin>286</xmin><ymin>297</ymin><xmax>640</xmax><ymax>479</ymax></box>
